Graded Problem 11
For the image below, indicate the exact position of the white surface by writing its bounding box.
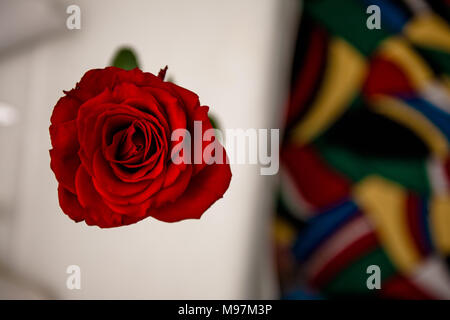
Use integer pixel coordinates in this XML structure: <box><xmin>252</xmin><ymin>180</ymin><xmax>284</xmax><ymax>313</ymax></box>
<box><xmin>0</xmin><ymin>0</ymin><xmax>300</xmax><ymax>299</ymax></box>
<box><xmin>0</xmin><ymin>0</ymin><xmax>63</xmax><ymax>53</ymax></box>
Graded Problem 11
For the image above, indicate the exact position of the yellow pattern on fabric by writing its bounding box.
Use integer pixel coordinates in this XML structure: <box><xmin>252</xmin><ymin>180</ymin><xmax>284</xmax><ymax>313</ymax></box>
<box><xmin>405</xmin><ymin>13</ymin><xmax>450</xmax><ymax>52</ymax></box>
<box><xmin>369</xmin><ymin>95</ymin><xmax>449</xmax><ymax>159</ymax></box>
<box><xmin>378</xmin><ymin>37</ymin><xmax>433</xmax><ymax>89</ymax></box>
<box><xmin>354</xmin><ymin>176</ymin><xmax>421</xmax><ymax>274</ymax></box>
<box><xmin>274</xmin><ymin>218</ymin><xmax>296</xmax><ymax>246</ymax></box>
<box><xmin>430</xmin><ymin>194</ymin><xmax>450</xmax><ymax>255</ymax></box>
<box><xmin>291</xmin><ymin>38</ymin><xmax>367</xmax><ymax>145</ymax></box>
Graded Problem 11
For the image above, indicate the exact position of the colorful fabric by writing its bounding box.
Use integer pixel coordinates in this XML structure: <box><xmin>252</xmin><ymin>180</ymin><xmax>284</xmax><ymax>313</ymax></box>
<box><xmin>275</xmin><ymin>0</ymin><xmax>450</xmax><ymax>299</ymax></box>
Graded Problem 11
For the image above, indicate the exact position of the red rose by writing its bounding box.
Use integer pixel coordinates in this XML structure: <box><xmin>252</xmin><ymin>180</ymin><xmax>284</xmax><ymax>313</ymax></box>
<box><xmin>49</xmin><ymin>67</ymin><xmax>231</xmax><ymax>228</ymax></box>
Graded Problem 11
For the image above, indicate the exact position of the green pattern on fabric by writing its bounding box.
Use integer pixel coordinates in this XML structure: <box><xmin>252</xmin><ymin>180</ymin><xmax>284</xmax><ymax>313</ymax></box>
<box><xmin>417</xmin><ymin>46</ymin><xmax>450</xmax><ymax>76</ymax></box>
<box><xmin>305</xmin><ymin>0</ymin><xmax>390</xmax><ymax>56</ymax></box>
<box><xmin>315</xmin><ymin>139</ymin><xmax>431</xmax><ymax>195</ymax></box>
<box><xmin>323</xmin><ymin>247</ymin><xmax>397</xmax><ymax>296</ymax></box>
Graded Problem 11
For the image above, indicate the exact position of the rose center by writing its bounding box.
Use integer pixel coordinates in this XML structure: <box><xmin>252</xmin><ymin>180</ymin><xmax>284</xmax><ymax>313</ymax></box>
<box><xmin>117</xmin><ymin>120</ymin><xmax>152</xmax><ymax>162</ymax></box>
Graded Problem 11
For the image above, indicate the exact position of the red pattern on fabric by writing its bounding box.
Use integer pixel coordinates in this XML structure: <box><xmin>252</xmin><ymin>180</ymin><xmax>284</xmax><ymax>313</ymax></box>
<box><xmin>445</xmin><ymin>156</ymin><xmax>450</xmax><ymax>181</ymax></box>
<box><xmin>310</xmin><ymin>228</ymin><xmax>378</xmax><ymax>288</ymax></box>
<box><xmin>406</xmin><ymin>193</ymin><xmax>429</xmax><ymax>257</ymax></box>
<box><xmin>363</xmin><ymin>56</ymin><xmax>415</xmax><ymax>97</ymax></box>
<box><xmin>381</xmin><ymin>274</ymin><xmax>435</xmax><ymax>299</ymax></box>
<box><xmin>284</xmin><ymin>27</ymin><xmax>328</xmax><ymax>127</ymax></box>
<box><xmin>282</xmin><ymin>144</ymin><xmax>351</xmax><ymax>209</ymax></box>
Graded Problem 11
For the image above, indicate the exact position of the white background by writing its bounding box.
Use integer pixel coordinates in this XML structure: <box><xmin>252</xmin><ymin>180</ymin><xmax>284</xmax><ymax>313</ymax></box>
<box><xmin>0</xmin><ymin>0</ymin><xmax>300</xmax><ymax>299</ymax></box>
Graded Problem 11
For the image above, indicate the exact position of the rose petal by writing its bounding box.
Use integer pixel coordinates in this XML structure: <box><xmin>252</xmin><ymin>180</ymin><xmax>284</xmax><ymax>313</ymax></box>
<box><xmin>150</xmin><ymin>152</ymin><xmax>231</xmax><ymax>222</ymax></box>
<box><xmin>50</xmin><ymin>149</ymin><xmax>80</xmax><ymax>194</ymax></box>
<box><xmin>91</xmin><ymin>150</ymin><xmax>165</xmax><ymax>204</ymax></box>
<box><xmin>58</xmin><ymin>185</ymin><xmax>85</xmax><ymax>222</ymax></box>
<box><xmin>75</xmin><ymin>165</ymin><xmax>123</xmax><ymax>227</ymax></box>
<box><xmin>49</xmin><ymin>120</ymin><xmax>80</xmax><ymax>193</ymax></box>
<box><xmin>50</xmin><ymin>96</ymin><xmax>81</xmax><ymax>124</ymax></box>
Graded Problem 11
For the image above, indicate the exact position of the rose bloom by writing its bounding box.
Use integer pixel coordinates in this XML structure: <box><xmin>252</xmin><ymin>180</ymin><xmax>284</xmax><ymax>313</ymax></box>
<box><xmin>49</xmin><ymin>67</ymin><xmax>231</xmax><ymax>228</ymax></box>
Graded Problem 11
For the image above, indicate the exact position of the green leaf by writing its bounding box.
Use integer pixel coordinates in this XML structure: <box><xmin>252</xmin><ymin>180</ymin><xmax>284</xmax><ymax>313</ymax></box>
<box><xmin>208</xmin><ymin>114</ymin><xmax>219</xmax><ymax>130</ymax></box>
<box><xmin>111</xmin><ymin>47</ymin><xmax>140</xmax><ymax>70</ymax></box>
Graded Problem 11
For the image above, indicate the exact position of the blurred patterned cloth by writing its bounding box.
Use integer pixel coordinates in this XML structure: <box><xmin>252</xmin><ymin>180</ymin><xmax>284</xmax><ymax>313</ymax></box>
<box><xmin>275</xmin><ymin>0</ymin><xmax>450</xmax><ymax>299</ymax></box>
